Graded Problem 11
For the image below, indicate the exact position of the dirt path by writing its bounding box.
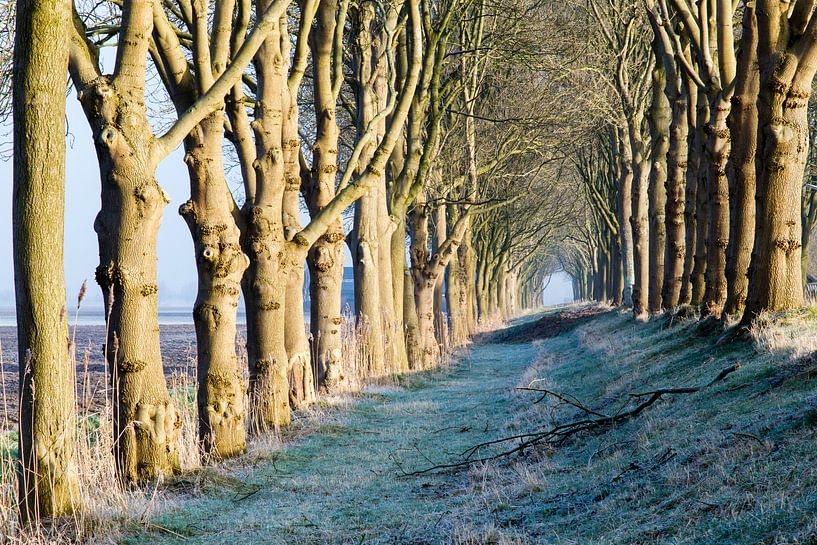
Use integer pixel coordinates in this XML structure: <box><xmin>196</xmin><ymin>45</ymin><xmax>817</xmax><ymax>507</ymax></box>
<box><xmin>126</xmin><ymin>326</ymin><xmax>540</xmax><ymax>545</ymax></box>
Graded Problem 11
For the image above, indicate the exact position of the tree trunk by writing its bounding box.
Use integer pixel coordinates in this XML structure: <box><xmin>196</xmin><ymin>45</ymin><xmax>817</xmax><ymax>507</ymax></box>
<box><xmin>282</xmin><ymin>84</ymin><xmax>314</xmax><ymax>407</ymax></box>
<box><xmin>409</xmin><ymin>201</ymin><xmax>438</xmax><ymax>368</ymax></box>
<box><xmin>462</xmin><ymin>228</ymin><xmax>478</xmax><ymax>333</ymax></box>
<box><xmin>680</xmin><ymin>85</ymin><xmax>701</xmax><ymax>305</ymax></box>
<box><xmin>690</xmin><ymin>97</ymin><xmax>710</xmax><ymax>307</ymax></box>
<box><xmin>352</xmin><ymin>6</ymin><xmax>387</xmax><ymax>378</ymax></box>
<box><xmin>13</xmin><ymin>0</ymin><xmax>79</xmax><ymax>517</ymax></box>
<box><xmin>617</xmin><ymin>128</ymin><xmax>635</xmax><ymax>306</ymax></box>
<box><xmin>648</xmin><ymin>67</ymin><xmax>670</xmax><ymax>314</ymax></box>
<box><xmin>390</xmin><ymin>216</ymin><xmax>411</xmax><ymax>372</ymax></box>
<box><xmin>432</xmin><ymin>204</ymin><xmax>447</xmax><ymax>340</ymax></box>
<box><xmin>413</xmin><ymin>272</ymin><xmax>438</xmax><ymax>369</ymax></box>
<box><xmin>630</xmin><ymin>117</ymin><xmax>651</xmax><ymax>316</ymax></box>
<box><xmin>403</xmin><ymin>267</ymin><xmax>422</xmax><ymax>369</ymax></box>
<box><xmin>353</xmin><ymin>187</ymin><xmax>386</xmax><ymax>376</ymax></box>
<box><xmin>723</xmin><ymin>6</ymin><xmax>759</xmax><ymax>318</ymax></box>
<box><xmin>446</xmin><ymin>236</ymin><xmax>467</xmax><ymax>345</ymax></box>
<box><xmin>180</xmin><ymin>113</ymin><xmax>248</xmax><ymax>459</ymax></box>
<box><xmin>610</xmin><ymin>237</ymin><xmax>624</xmax><ymax>306</ymax></box>
<box><xmin>242</xmin><ymin>25</ymin><xmax>293</xmax><ymax>432</ymax></box>
<box><xmin>242</xmin><ymin>219</ymin><xmax>294</xmax><ymax>431</ymax></box>
<box><xmin>476</xmin><ymin>249</ymin><xmax>491</xmax><ymax>319</ymax></box>
<box><xmin>78</xmin><ymin>79</ymin><xmax>181</xmax><ymax>483</ymax></box>
<box><xmin>307</xmin><ymin>0</ymin><xmax>344</xmax><ymax>390</ymax></box>
<box><xmin>661</xmin><ymin>84</ymin><xmax>689</xmax><ymax>309</ymax></box>
<box><xmin>307</xmin><ymin>232</ymin><xmax>344</xmax><ymax>389</ymax></box>
<box><xmin>285</xmin><ymin>260</ymin><xmax>313</xmax><ymax>406</ymax></box>
<box><xmin>743</xmin><ymin>9</ymin><xmax>815</xmax><ymax>320</ymax></box>
<box><xmin>376</xmin><ymin>180</ymin><xmax>402</xmax><ymax>372</ymax></box>
<box><xmin>702</xmin><ymin>97</ymin><xmax>732</xmax><ymax>318</ymax></box>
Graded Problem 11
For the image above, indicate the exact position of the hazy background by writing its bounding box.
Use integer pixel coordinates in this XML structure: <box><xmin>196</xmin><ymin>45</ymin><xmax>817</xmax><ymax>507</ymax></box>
<box><xmin>0</xmin><ymin>90</ymin><xmax>573</xmax><ymax>325</ymax></box>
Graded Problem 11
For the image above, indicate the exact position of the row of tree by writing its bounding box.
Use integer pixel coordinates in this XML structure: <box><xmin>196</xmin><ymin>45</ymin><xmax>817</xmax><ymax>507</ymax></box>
<box><xmin>563</xmin><ymin>1</ymin><xmax>817</xmax><ymax>327</ymax></box>
<box><xmin>11</xmin><ymin>0</ymin><xmax>571</xmax><ymax>521</ymax></box>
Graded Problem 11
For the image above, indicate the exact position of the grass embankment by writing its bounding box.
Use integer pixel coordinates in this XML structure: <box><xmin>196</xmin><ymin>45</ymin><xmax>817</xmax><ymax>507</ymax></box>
<box><xmin>123</xmin><ymin>305</ymin><xmax>817</xmax><ymax>544</ymax></box>
<box><xmin>460</xmin><ymin>306</ymin><xmax>817</xmax><ymax>544</ymax></box>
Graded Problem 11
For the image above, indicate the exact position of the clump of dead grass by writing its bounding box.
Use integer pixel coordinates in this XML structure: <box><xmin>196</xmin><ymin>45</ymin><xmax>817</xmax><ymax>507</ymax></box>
<box><xmin>750</xmin><ymin>306</ymin><xmax>817</xmax><ymax>359</ymax></box>
<box><xmin>0</xmin><ymin>366</ymin><xmax>201</xmax><ymax>545</ymax></box>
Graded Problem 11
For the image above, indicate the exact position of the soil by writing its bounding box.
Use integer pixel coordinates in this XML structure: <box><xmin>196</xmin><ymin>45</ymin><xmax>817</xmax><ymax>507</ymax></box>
<box><xmin>492</xmin><ymin>305</ymin><xmax>608</xmax><ymax>343</ymax></box>
<box><xmin>0</xmin><ymin>324</ymin><xmax>221</xmax><ymax>429</ymax></box>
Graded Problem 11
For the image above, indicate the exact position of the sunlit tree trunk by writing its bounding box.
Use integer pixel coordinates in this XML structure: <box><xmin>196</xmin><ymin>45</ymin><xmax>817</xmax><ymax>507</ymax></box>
<box><xmin>403</xmin><ymin>267</ymin><xmax>422</xmax><ymax>368</ymax></box>
<box><xmin>282</xmin><ymin>68</ymin><xmax>314</xmax><ymax>407</ymax></box>
<box><xmin>723</xmin><ymin>5</ymin><xmax>759</xmax><ymax>318</ymax></box>
<box><xmin>432</xmin><ymin>204</ymin><xmax>447</xmax><ymax>338</ymax></box>
<box><xmin>446</xmin><ymin>209</ymin><xmax>469</xmax><ymax>345</ymax></box>
<box><xmin>743</xmin><ymin>3</ymin><xmax>817</xmax><ymax>321</ymax></box>
<box><xmin>180</xmin><ymin>113</ymin><xmax>248</xmax><ymax>458</ymax></box>
<box><xmin>409</xmin><ymin>198</ymin><xmax>439</xmax><ymax>368</ymax></box>
<box><xmin>352</xmin><ymin>3</ymin><xmax>386</xmax><ymax>377</ymax></box>
<box><xmin>648</xmin><ymin>63</ymin><xmax>669</xmax><ymax>314</ymax></box>
<box><xmin>243</xmin><ymin>16</ymin><xmax>294</xmax><ymax>430</ymax></box>
<box><xmin>702</xmin><ymin>97</ymin><xmax>731</xmax><ymax>318</ymax></box>
<box><xmin>153</xmin><ymin>0</ymin><xmax>252</xmax><ymax>457</ymax></box>
<box><xmin>305</xmin><ymin>0</ymin><xmax>345</xmax><ymax>390</ymax></box>
<box><xmin>14</xmin><ymin>0</ymin><xmax>79</xmax><ymax>517</ymax></box>
<box><xmin>77</xmin><ymin>76</ymin><xmax>181</xmax><ymax>481</ymax></box>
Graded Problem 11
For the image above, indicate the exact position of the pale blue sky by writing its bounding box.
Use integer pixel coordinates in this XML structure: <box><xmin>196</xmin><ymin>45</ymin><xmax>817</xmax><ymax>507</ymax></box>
<box><xmin>0</xmin><ymin>97</ymin><xmax>199</xmax><ymax>309</ymax></box>
<box><xmin>0</xmin><ymin>84</ymin><xmax>573</xmax><ymax>315</ymax></box>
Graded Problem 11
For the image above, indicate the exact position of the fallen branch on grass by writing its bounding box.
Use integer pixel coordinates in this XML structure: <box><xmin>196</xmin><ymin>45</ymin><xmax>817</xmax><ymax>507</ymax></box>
<box><xmin>402</xmin><ymin>362</ymin><xmax>740</xmax><ymax>476</ymax></box>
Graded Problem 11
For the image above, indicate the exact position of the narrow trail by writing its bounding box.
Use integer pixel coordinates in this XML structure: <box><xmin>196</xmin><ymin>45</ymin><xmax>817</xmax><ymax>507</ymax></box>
<box><xmin>130</xmin><ymin>325</ymin><xmax>540</xmax><ymax>545</ymax></box>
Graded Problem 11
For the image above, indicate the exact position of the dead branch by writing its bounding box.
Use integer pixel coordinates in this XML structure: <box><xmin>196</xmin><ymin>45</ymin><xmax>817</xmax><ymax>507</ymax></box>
<box><xmin>402</xmin><ymin>362</ymin><xmax>740</xmax><ymax>476</ymax></box>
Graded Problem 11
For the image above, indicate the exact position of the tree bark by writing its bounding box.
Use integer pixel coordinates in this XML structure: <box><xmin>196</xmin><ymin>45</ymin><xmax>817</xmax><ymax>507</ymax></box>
<box><xmin>743</xmin><ymin>4</ymin><xmax>816</xmax><ymax>321</ymax></box>
<box><xmin>307</xmin><ymin>0</ymin><xmax>345</xmax><ymax>390</ymax></box>
<box><xmin>462</xmin><ymin>229</ymin><xmax>479</xmax><ymax>333</ymax></box>
<box><xmin>242</xmin><ymin>17</ymin><xmax>294</xmax><ymax>431</ymax></box>
<box><xmin>13</xmin><ymin>0</ymin><xmax>79</xmax><ymax>517</ymax></box>
<box><xmin>180</xmin><ymin>113</ymin><xmax>248</xmax><ymax>458</ymax></box>
<box><xmin>702</xmin><ymin>97</ymin><xmax>731</xmax><ymax>317</ymax></box>
<box><xmin>690</xmin><ymin>95</ymin><xmax>710</xmax><ymax>307</ymax></box>
<box><xmin>680</xmin><ymin>83</ymin><xmax>700</xmax><ymax>305</ymax></box>
<box><xmin>630</xmin><ymin>116</ymin><xmax>651</xmax><ymax>316</ymax></box>
<box><xmin>616</xmin><ymin>127</ymin><xmax>635</xmax><ymax>307</ymax></box>
<box><xmin>723</xmin><ymin>5</ymin><xmax>759</xmax><ymax>318</ymax></box>
<box><xmin>648</xmin><ymin>65</ymin><xmax>670</xmax><ymax>314</ymax></box>
<box><xmin>352</xmin><ymin>3</ymin><xmax>386</xmax><ymax>377</ymax></box>
<box><xmin>282</xmin><ymin>68</ymin><xmax>314</xmax><ymax>408</ymax></box>
<box><xmin>661</xmin><ymin>85</ymin><xmax>689</xmax><ymax>309</ymax></box>
<box><xmin>432</xmin><ymin>204</ymin><xmax>447</xmax><ymax>339</ymax></box>
<box><xmin>74</xmin><ymin>74</ymin><xmax>182</xmax><ymax>482</ymax></box>
<box><xmin>403</xmin><ymin>267</ymin><xmax>422</xmax><ymax>369</ymax></box>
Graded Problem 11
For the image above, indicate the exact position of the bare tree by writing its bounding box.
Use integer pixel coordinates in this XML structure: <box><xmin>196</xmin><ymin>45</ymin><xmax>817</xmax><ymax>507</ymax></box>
<box><xmin>69</xmin><ymin>0</ymin><xmax>291</xmax><ymax>481</ymax></box>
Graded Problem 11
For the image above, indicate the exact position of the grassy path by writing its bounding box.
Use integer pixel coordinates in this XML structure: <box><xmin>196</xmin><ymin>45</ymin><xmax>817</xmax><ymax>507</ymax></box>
<box><xmin>126</xmin><ymin>330</ymin><xmax>539</xmax><ymax>545</ymax></box>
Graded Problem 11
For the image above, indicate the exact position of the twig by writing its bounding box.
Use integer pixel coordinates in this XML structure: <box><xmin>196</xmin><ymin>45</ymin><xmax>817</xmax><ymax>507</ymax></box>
<box><xmin>516</xmin><ymin>386</ymin><xmax>608</xmax><ymax>418</ymax></box>
<box><xmin>732</xmin><ymin>432</ymin><xmax>770</xmax><ymax>450</ymax></box>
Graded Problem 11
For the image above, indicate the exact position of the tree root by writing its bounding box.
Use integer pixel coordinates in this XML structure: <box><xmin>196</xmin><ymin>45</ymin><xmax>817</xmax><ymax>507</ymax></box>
<box><xmin>402</xmin><ymin>362</ymin><xmax>740</xmax><ymax>476</ymax></box>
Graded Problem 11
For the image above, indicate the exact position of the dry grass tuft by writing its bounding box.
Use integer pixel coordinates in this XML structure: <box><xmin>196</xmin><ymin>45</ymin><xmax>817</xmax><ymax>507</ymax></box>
<box><xmin>750</xmin><ymin>306</ymin><xmax>817</xmax><ymax>359</ymax></box>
